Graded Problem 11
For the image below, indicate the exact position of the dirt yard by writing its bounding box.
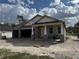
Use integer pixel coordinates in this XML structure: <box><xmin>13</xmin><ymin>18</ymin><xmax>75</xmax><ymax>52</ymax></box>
<box><xmin>0</xmin><ymin>36</ymin><xmax>79</xmax><ymax>59</ymax></box>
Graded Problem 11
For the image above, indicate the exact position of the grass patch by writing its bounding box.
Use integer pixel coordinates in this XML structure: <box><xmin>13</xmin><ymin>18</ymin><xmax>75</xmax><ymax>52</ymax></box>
<box><xmin>66</xmin><ymin>32</ymin><xmax>77</xmax><ymax>36</ymax></box>
<box><xmin>0</xmin><ymin>49</ymin><xmax>53</xmax><ymax>59</ymax></box>
<box><xmin>0</xmin><ymin>48</ymin><xmax>73</xmax><ymax>59</ymax></box>
<box><xmin>0</xmin><ymin>48</ymin><xmax>11</xmax><ymax>57</ymax></box>
<box><xmin>2</xmin><ymin>53</ymin><xmax>52</xmax><ymax>59</ymax></box>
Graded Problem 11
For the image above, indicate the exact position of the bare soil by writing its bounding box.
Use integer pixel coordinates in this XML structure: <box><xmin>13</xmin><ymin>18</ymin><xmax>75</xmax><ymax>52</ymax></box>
<box><xmin>0</xmin><ymin>36</ymin><xmax>79</xmax><ymax>59</ymax></box>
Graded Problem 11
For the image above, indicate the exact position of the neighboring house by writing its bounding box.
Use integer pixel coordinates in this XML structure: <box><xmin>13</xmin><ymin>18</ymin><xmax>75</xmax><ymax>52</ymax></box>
<box><xmin>0</xmin><ymin>24</ymin><xmax>12</xmax><ymax>38</ymax></box>
<box><xmin>16</xmin><ymin>15</ymin><xmax>27</xmax><ymax>24</ymax></box>
<box><xmin>13</xmin><ymin>15</ymin><xmax>66</xmax><ymax>42</ymax></box>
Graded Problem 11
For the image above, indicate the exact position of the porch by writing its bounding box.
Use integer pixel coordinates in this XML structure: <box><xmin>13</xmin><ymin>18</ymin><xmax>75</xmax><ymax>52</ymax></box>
<box><xmin>31</xmin><ymin>23</ymin><xmax>66</xmax><ymax>42</ymax></box>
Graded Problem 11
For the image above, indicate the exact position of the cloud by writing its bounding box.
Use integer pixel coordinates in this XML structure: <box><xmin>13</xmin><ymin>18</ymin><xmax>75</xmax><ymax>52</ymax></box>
<box><xmin>8</xmin><ymin>0</ymin><xmax>16</xmax><ymax>3</ymax></box>
<box><xmin>0</xmin><ymin>4</ymin><xmax>37</xmax><ymax>24</ymax></box>
<box><xmin>39</xmin><ymin>7</ymin><xmax>57</xmax><ymax>17</ymax></box>
<box><xmin>64</xmin><ymin>16</ymin><xmax>79</xmax><ymax>27</ymax></box>
<box><xmin>64</xmin><ymin>6</ymin><xmax>78</xmax><ymax>14</ymax></box>
<box><xmin>8</xmin><ymin>0</ymin><xmax>25</xmax><ymax>6</ymax></box>
<box><xmin>27</xmin><ymin>0</ymin><xmax>34</xmax><ymax>5</ymax></box>
<box><xmin>69</xmin><ymin>0</ymin><xmax>79</xmax><ymax>4</ymax></box>
<box><xmin>8</xmin><ymin>0</ymin><xmax>34</xmax><ymax>6</ymax></box>
<box><xmin>50</xmin><ymin>0</ymin><xmax>61</xmax><ymax>6</ymax></box>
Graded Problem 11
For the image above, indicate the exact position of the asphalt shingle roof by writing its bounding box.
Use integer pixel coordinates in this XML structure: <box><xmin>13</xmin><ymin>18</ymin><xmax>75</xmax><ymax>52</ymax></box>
<box><xmin>25</xmin><ymin>15</ymin><xmax>42</xmax><ymax>26</ymax></box>
<box><xmin>0</xmin><ymin>24</ymin><xmax>12</xmax><ymax>31</ymax></box>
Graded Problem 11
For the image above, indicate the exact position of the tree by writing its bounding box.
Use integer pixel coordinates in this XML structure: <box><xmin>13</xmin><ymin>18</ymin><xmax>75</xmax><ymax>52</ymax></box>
<box><xmin>66</xmin><ymin>22</ymin><xmax>79</xmax><ymax>36</ymax></box>
<box><xmin>74</xmin><ymin>22</ymin><xmax>79</xmax><ymax>38</ymax></box>
<box><xmin>74</xmin><ymin>22</ymin><xmax>79</xmax><ymax>33</ymax></box>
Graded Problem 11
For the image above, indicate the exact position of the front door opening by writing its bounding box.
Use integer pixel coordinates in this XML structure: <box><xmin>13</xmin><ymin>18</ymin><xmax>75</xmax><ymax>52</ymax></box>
<box><xmin>21</xmin><ymin>29</ymin><xmax>31</xmax><ymax>38</ymax></box>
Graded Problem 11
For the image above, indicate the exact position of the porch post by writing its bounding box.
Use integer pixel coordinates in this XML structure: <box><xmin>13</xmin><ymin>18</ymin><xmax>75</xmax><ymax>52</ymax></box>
<box><xmin>44</xmin><ymin>25</ymin><xmax>47</xmax><ymax>35</ymax></box>
<box><xmin>31</xmin><ymin>26</ymin><xmax>34</xmax><ymax>40</ymax></box>
<box><xmin>43</xmin><ymin>25</ymin><xmax>48</xmax><ymax>40</ymax></box>
<box><xmin>61</xmin><ymin>24</ymin><xmax>64</xmax><ymax>35</ymax></box>
<box><xmin>60</xmin><ymin>24</ymin><xmax>64</xmax><ymax>42</ymax></box>
<box><xmin>18</xmin><ymin>30</ymin><xmax>21</xmax><ymax>39</ymax></box>
<box><xmin>32</xmin><ymin>27</ymin><xmax>34</xmax><ymax>35</ymax></box>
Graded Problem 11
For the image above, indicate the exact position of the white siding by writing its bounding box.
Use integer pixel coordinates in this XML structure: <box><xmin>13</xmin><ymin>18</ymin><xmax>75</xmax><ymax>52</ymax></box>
<box><xmin>1</xmin><ymin>31</ymin><xmax>12</xmax><ymax>38</ymax></box>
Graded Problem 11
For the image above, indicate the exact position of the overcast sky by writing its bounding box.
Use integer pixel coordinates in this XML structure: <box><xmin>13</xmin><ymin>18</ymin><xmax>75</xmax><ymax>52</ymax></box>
<box><xmin>0</xmin><ymin>0</ymin><xmax>79</xmax><ymax>26</ymax></box>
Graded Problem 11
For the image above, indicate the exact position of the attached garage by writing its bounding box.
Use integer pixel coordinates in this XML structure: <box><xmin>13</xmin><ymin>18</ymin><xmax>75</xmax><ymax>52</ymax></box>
<box><xmin>21</xmin><ymin>29</ymin><xmax>32</xmax><ymax>38</ymax></box>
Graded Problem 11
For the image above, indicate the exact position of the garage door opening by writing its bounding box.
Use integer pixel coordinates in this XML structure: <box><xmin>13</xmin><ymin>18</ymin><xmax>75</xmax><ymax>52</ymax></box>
<box><xmin>12</xmin><ymin>30</ymin><xmax>18</xmax><ymax>38</ymax></box>
<box><xmin>21</xmin><ymin>29</ymin><xmax>31</xmax><ymax>38</ymax></box>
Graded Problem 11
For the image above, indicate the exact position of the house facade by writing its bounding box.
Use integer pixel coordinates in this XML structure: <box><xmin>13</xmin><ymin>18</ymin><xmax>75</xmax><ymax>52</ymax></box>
<box><xmin>13</xmin><ymin>15</ymin><xmax>66</xmax><ymax>42</ymax></box>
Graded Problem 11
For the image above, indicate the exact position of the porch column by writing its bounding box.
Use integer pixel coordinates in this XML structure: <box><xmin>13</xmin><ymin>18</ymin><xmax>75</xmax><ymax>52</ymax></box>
<box><xmin>32</xmin><ymin>27</ymin><xmax>34</xmax><ymax>35</ymax></box>
<box><xmin>60</xmin><ymin>24</ymin><xmax>64</xmax><ymax>42</ymax></box>
<box><xmin>18</xmin><ymin>30</ymin><xmax>21</xmax><ymax>39</ymax></box>
<box><xmin>31</xmin><ymin>26</ymin><xmax>34</xmax><ymax>40</ymax></box>
<box><xmin>61</xmin><ymin>24</ymin><xmax>64</xmax><ymax>34</ymax></box>
<box><xmin>43</xmin><ymin>25</ymin><xmax>48</xmax><ymax>40</ymax></box>
<box><xmin>44</xmin><ymin>25</ymin><xmax>47</xmax><ymax>35</ymax></box>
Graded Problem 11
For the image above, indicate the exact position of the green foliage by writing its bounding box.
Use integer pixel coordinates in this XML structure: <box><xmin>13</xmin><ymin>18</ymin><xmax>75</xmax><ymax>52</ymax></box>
<box><xmin>0</xmin><ymin>49</ymin><xmax>52</xmax><ymax>59</ymax></box>
<box><xmin>0</xmin><ymin>48</ymin><xmax>10</xmax><ymax>57</ymax></box>
<box><xmin>2</xmin><ymin>53</ymin><xmax>29</xmax><ymax>59</ymax></box>
<box><xmin>66</xmin><ymin>25</ymin><xmax>79</xmax><ymax>36</ymax></box>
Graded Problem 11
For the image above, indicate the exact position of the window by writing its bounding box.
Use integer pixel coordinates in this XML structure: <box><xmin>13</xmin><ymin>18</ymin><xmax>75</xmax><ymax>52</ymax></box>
<box><xmin>58</xmin><ymin>27</ymin><xmax>61</xmax><ymax>34</ymax></box>
<box><xmin>49</xmin><ymin>27</ymin><xmax>53</xmax><ymax>34</ymax></box>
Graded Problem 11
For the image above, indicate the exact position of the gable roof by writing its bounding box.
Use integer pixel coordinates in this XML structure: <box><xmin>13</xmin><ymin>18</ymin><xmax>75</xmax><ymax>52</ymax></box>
<box><xmin>25</xmin><ymin>15</ymin><xmax>64</xmax><ymax>25</ymax></box>
<box><xmin>35</xmin><ymin>15</ymin><xmax>60</xmax><ymax>24</ymax></box>
<box><xmin>25</xmin><ymin>15</ymin><xmax>42</xmax><ymax>26</ymax></box>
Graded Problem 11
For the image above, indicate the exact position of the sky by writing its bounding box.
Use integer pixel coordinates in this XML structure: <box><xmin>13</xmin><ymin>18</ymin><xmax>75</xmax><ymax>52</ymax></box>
<box><xmin>0</xmin><ymin>0</ymin><xmax>79</xmax><ymax>26</ymax></box>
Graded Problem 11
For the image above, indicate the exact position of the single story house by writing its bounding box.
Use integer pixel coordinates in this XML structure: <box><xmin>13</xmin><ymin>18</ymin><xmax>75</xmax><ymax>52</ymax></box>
<box><xmin>13</xmin><ymin>15</ymin><xmax>66</xmax><ymax>42</ymax></box>
<box><xmin>0</xmin><ymin>24</ymin><xmax>12</xmax><ymax>39</ymax></box>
